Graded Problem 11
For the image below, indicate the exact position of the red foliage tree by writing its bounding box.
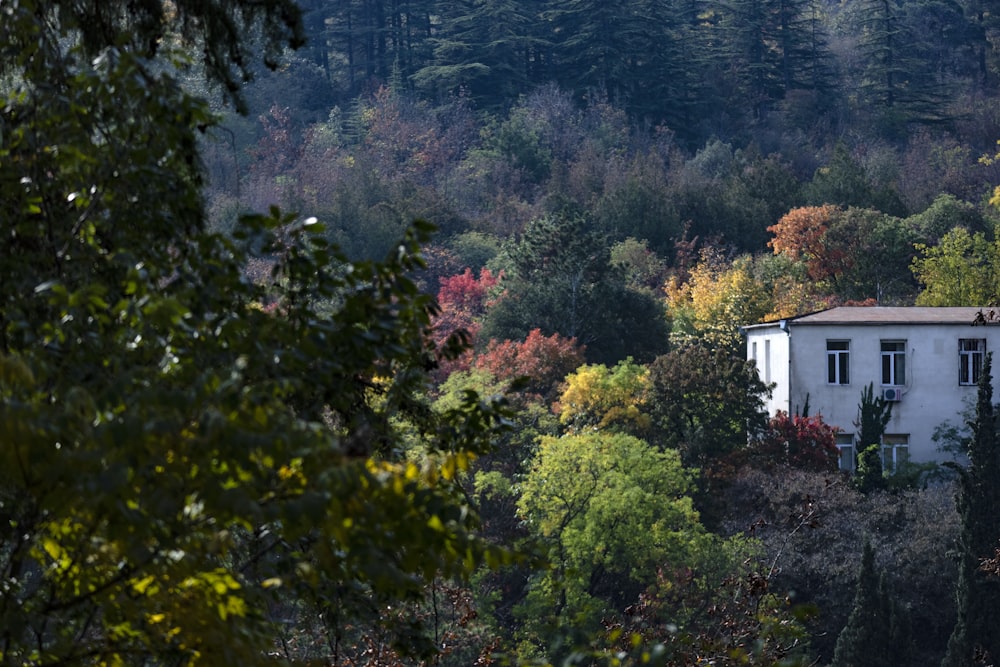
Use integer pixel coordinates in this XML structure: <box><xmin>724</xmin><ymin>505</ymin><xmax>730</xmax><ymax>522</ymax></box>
<box><xmin>748</xmin><ymin>411</ymin><xmax>841</xmax><ymax>472</ymax></box>
<box><xmin>430</xmin><ymin>268</ymin><xmax>502</xmax><ymax>379</ymax></box>
<box><xmin>473</xmin><ymin>328</ymin><xmax>585</xmax><ymax>400</ymax></box>
<box><xmin>438</xmin><ymin>267</ymin><xmax>500</xmax><ymax>315</ymax></box>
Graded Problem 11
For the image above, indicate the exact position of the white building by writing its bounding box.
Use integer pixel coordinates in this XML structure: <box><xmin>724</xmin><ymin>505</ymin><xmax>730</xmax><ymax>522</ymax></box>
<box><xmin>742</xmin><ymin>307</ymin><xmax>1000</xmax><ymax>471</ymax></box>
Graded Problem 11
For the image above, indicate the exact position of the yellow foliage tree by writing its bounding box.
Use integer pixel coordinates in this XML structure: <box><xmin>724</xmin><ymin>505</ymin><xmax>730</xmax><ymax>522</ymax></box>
<box><xmin>555</xmin><ymin>359</ymin><xmax>651</xmax><ymax>435</ymax></box>
<box><xmin>665</xmin><ymin>250</ymin><xmax>773</xmax><ymax>352</ymax></box>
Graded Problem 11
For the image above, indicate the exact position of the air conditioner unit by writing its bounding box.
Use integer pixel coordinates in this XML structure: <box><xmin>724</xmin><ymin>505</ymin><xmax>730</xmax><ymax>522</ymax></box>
<box><xmin>882</xmin><ymin>387</ymin><xmax>904</xmax><ymax>401</ymax></box>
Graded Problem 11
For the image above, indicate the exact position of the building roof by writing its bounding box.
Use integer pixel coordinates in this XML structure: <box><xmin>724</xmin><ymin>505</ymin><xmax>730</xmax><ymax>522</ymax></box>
<box><xmin>744</xmin><ymin>306</ymin><xmax>994</xmax><ymax>331</ymax></box>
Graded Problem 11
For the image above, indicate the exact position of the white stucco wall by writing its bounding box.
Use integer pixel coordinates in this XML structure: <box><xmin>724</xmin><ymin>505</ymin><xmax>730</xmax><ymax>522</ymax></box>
<box><xmin>785</xmin><ymin>322</ymin><xmax>992</xmax><ymax>463</ymax></box>
<box><xmin>745</xmin><ymin>323</ymin><xmax>790</xmax><ymax>416</ymax></box>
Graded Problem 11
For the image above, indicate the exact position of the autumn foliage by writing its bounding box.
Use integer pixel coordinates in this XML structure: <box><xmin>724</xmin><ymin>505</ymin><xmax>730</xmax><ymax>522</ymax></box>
<box><xmin>767</xmin><ymin>205</ymin><xmax>843</xmax><ymax>281</ymax></box>
<box><xmin>748</xmin><ymin>410</ymin><xmax>841</xmax><ymax>472</ymax></box>
<box><xmin>474</xmin><ymin>328</ymin><xmax>584</xmax><ymax>399</ymax></box>
<box><xmin>555</xmin><ymin>359</ymin><xmax>651</xmax><ymax>435</ymax></box>
<box><xmin>431</xmin><ymin>268</ymin><xmax>502</xmax><ymax>376</ymax></box>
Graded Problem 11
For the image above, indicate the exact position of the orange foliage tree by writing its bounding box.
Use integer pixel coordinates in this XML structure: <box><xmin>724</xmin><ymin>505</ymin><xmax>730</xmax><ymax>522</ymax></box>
<box><xmin>767</xmin><ymin>205</ymin><xmax>843</xmax><ymax>281</ymax></box>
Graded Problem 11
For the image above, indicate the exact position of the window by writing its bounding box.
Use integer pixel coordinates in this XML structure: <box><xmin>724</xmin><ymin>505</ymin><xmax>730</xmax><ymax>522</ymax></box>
<box><xmin>960</xmin><ymin>339</ymin><xmax>986</xmax><ymax>386</ymax></box>
<box><xmin>836</xmin><ymin>433</ymin><xmax>855</xmax><ymax>472</ymax></box>
<box><xmin>882</xmin><ymin>434</ymin><xmax>909</xmax><ymax>474</ymax></box>
<box><xmin>764</xmin><ymin>340</ymin><xmax>771</xmax><ymax>383</ymax></box>
<box><xmin>827</xmin><ymin>340</ymin><xmax>850</xmax><ymax>385</ymax></box>
<box><xmin>881</xmin><ymin>341</ymin><xmax>906</xmax><ymax>386</ymax></box>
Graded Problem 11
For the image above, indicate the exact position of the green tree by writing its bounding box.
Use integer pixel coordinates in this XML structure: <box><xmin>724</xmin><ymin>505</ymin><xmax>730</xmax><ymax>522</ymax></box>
<box><xmin>912</xmin><ymin>226</ymin><xmax>1000</xmax><ymax>306</ymax></box>
<box><xmin>648</xmin><ymin>342</ymin><xmax>772</xmax><ymax>467</ymax></box>
<box><xmin>906</xmin><ymin>194</ymin><xmax>988</xmax><ymax>245</ymax></box>
<box><xmin>514</xmin><ymin>431</ymin><xmax>728</xmax><ymax>659</ymax></box>
<box><xmin>823</xmin><ymin>207</ymin><xmax>917</xmax><ymax>303</ymax></box>
<box><xmin>832</xmin><ymin>541</ymin><xmax>912</xmax><ymax>667</ymax></box>
<box><xmin>0</xmin><ymin>2</ymin><xmax>513</xmax><ymax>663</ymax></box>
<box><xmin>804</xmin><ymin>143</ymin><xmax>906</xmax><ymax>215</ymax></box>
<box><xmin>481</xmin><ymin>214</ymin><xmax>670</xmax><ymax>365</ymax></box>
<box><xmin>942</xmin><ymin>353</ymin><xmax>1000</xmax><ymax>667</ymax></box>
<box><xmin>854</xmin><ymin>383</ymin><xmax>893</xmax><ymax>493</ymax></box>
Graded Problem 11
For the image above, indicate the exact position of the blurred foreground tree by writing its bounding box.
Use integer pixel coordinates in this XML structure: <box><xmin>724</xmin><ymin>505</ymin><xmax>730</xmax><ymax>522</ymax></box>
<box><xmin>0</xmin><ymin>2</ymin><xmax>513</xmax><ymax>664</ymax></box>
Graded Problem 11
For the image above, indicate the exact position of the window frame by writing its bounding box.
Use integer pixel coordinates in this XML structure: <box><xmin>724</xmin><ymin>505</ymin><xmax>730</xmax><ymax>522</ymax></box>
<box><xmin>880</xmin><ymin>340</ymin><xmax>906</xmax><ymax>387</ymax></box>
<box><xmin>881</xmin><ymin>434</ymin><xmax>909</xmax><ymax>474</ymax></box>
<box><xmin>959</xmin><ymin>338</ymin><xmax>986</xmax><ymax>386</ymax></box>
<box><xmin>836</xmin><ymin>433</ymin><xmax>856</xmax><ymax>472</ymax></box>
<box><xmin>827</xmin><ymin>340</ymin><xmax>850</xmax><ymax>385</ymax></box>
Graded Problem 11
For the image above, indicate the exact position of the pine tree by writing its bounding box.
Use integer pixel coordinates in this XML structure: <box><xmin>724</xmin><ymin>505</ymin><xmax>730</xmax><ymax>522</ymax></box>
<box><xmin>545</xmin><ymin>0</ymin><xmax>648</xmax><ymax>104</ymax></box>
<box><xmin>942</xmin><ymin>353</ymin><xmax>1000</xmax><ymax>666</ymax></box>
<box><xmin>412</xmin><ymin>0</ymin><xmax>542</xmax><ymax>109</ymax></box>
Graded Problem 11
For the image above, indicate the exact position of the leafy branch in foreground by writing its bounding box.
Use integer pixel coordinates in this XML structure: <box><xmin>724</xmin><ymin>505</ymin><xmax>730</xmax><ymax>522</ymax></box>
<box><xmin>0</xmin><ymin>3</ymin><xmax>517</xmax><ymax>664</ymax></box>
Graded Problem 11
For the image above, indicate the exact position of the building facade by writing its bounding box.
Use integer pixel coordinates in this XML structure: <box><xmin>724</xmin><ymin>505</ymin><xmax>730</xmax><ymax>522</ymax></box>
<box><xmin>742</xmin><ymin>307</ymin><xmax>1000</xmax><ymax>471</ymax></box>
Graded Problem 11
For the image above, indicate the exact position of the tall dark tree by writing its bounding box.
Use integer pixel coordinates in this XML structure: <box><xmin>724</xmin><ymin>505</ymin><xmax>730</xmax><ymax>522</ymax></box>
<box><xmin>716</xmin><ymin>0</ymin><xmax>786</xmax><ymax>120</ymax></box>
<box><xmin>832</xmin><ymin>541</ymin><xmax>912</xmax><ymax>667</ymax></box>
<box><xmin>852</xmin><ymin>0</ymin><xmax>950</xmax><ymax>132</ymax></box>
<box><xmin>631</xmin><ymin>0</ymin><xmax>716</xmax><ymax>136</ymax></box>
<box><xmin>648</xmin><ymin>341</ymin><xmax>772</xmax><ymax>467</ymax></box>
<box><xmin>321</xmin><ymin>0</ymin><xmax>435</xmax><ymax>98</ymax></box>
<box><xmin>713</xmin><ymin>0</ymin><xmax>837</xmax><ymax>123</ymax></box>
<box><xmin>545</xmin><ymin>0</ymin><xmax>648</xmax><ymax>105</ymax></box>
<box><xmin>942</xmin><ymin>353</ymin><xmax>1000</xmax><ymax>667</ymax></box>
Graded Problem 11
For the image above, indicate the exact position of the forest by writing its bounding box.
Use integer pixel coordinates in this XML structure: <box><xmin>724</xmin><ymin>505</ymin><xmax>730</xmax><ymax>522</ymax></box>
<box><xmin>4</xmin><ymin>0</ymin><xmax>1000</xmax><ymax>666</ymax></box>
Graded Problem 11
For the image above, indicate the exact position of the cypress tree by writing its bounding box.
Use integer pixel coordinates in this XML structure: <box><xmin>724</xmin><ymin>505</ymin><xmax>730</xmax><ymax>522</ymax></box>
<box><xmin>832</xmin><ymin>541</ymin><xmax>894</xmax><ymax>667</ymax></box>
<box><xmin>942</xmin><ymin>353</ymin><xmax>1000</xmax><ymax>666</ymax></box>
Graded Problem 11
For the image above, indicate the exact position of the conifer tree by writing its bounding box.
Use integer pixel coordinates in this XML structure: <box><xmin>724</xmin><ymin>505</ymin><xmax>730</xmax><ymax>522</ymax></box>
<box><xmin>832</xmin><ymin>541</ymin><xmax>911</xmax><ymax>667</ymax></box>
<box><xmin>942</xmin><ymin>353</ymin><xmax>1000</xmax><ymax>666</ymax></box>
